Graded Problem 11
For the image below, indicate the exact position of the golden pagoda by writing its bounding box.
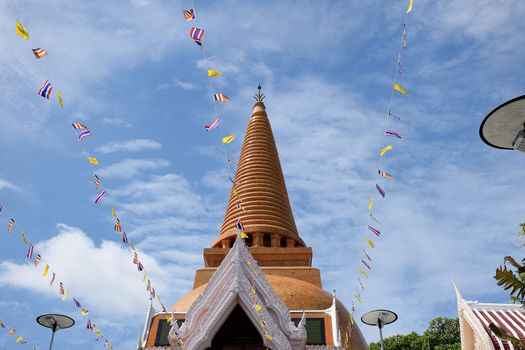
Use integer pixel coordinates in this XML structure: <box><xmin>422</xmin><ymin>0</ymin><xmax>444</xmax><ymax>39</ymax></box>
<box><xmin>138</xmin><ymin>89</ymin><xmax>368</xmax><ymax>350</ymax></box>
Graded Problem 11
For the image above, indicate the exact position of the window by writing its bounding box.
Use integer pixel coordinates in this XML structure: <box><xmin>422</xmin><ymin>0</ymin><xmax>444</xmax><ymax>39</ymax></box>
<box><xmin>155</xmin><ymin>319</ymin><xmax>184</xmax><ymax>346</ymax></box>
<box><xmin>291</xmin><ymin>318</ymin><xmax>326</xmax><ymax>345</ymax></box>
<box><xmin>263</xmin><ymin>234</ymin><xmax>272</xmax><ymax>247</ymax></box>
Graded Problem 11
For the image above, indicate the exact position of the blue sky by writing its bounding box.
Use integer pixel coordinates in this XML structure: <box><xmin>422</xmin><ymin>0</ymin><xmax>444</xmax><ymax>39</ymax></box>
<box><xmin>0</xmin><ymin>0</ymin><xmax>524</xmax><ymax>348</ymax></box>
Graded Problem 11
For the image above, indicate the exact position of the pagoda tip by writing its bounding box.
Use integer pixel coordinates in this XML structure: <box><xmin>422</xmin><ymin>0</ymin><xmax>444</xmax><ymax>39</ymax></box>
<box><xmin>254</xmin><ymin>84</ymin><xmax>265</xmax><ymax>102</ymax></box>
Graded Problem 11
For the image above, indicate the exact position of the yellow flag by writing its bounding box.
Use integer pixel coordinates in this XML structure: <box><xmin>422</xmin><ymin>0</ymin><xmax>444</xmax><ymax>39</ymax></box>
<box><xmin>247</xmin><ymin>260</ymin><xmax>252</xmax><ymax>267</ymax></box>
<box><xmin>393</xmin><ymin>83</ymin><xmax>409</xmax><ymax>96</ymax></box>
<box><xmin>16</xmin><ymin>336</ymin><xmax>24</xmax><ymax>343</ymax></box>
<box><xmin>207</xmin><ymin>69</ymin><xmax>221</xmax><ymax>77</ymax></box>
<box><xmin>87</xmin><ymin>157</ymin><xmax>99</xmax><ymax>165</ymax></box>
<box><xmin>222</xmin><ymin>135</ymin><xmax>235</xmax><ymax>144</ymax></box>
<box><xmin>57</xmin><ymin>91</ymin><xmax>64</xmax><ymax>109</ymax></box>
<box><xmin>233</xmin><ymin>189</ymin><xmax>242</xmax><ymax>202</ymax></box>
<box><xmin>157</xmin><ymin>294</ymin><xmax>161</xmax><ymax>302</ymax></box>
<box><xmin>96</xmin><ymin>329</ymin><xmax>101</xmax><ymax>337</ymax></box>
<box><xmin>354</xmin><ymin>293</ymin><xmax>362</xmax><ymax>304</ymax></box>
<box><xmin>240</xmin><ymin>231</ymin><xmax>248</xmax><ymax>239</ymax></box>
<box><xmin>367</xmin><ymin>197</ymin><xmax>375</xmax><ymax>212</ymax></box>
<box><xmin>142</xmin><ymin>272</ymin><xmax>147</xmax><ymax>283</ymax></box>
<box><xmin>61</xmin><ymin>291</ymin><xmax>70</xmax><ymax>301</ymax></box>
<box><xmin>130</xmin><ymin>241</ymin><xmax>136</xmax><ymax>251</ymax></box>
<box><xmin>255</xmin><ymin>304</ymin><xmax>262</xmax><ymax>312</ymax></box>
<box><xmin>81</xmin><ymin>309</ymin><xmax>89</xmax><ymax>316</ymax></box>
<box><xmin>21</xmin><ymin>231</ymin><xmax>27</xmax><ymax>245</ymax></box>
<box><xmin>359</xmin><ymin>268</ymin><xmax>369</xmax><ymax>279</ymax></box>
<box><xmin>407</xmin><ymin>0</ymin><xmax>413</xmax><ymax>13</ymax></box>
<box><xmin>380</xmin><ymin>145</ymin><xmax>393</xmax><ymax>156</ymax></box>
<box><xmin>43</xmin><ymin>264</ymin><xmax>49</xmax><ymax>277</ymax></box>
<box><xmin>264</xmin><ymin>333</ymin><xmax>273</xmax><ymax>341</ymax></box>
<box><xmin>111</xmin><ymin>207</ymin><xmax>117</xmax><ymax>218</ymax></box>
<box><xmin>260</xmin><ymin>320</ymin><xmax>265</xmax><ymax>328</ymax></box>
<box><xmin>365</xmin><ymin>237</ymin><xmax>375</xmax><ymax>249</ymax></box>
<box><xmin>15</xmin><ymin>20</ymin><xmax>29</xmax><ymax>40</ymax></box>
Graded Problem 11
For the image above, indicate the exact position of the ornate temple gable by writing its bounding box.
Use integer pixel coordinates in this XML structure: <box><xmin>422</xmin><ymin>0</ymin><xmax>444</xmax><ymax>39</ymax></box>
<box><xmin>454</xmin><ymin>282</ymin><xmax>496</xmax><ymax>350</ymax></box>
<box><xmin>169</xmin><ymin>236</ymin><xmax>307</xmax><ymax>350</ymax></box>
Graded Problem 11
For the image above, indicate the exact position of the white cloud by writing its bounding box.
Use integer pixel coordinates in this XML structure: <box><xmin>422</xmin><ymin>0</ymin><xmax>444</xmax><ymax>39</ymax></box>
<box><xmin>102</xmin><ymin>117</ymin><xmax>133</xmax><ymax>128</ymax></box>
<box><xmin>97</xmin><ymin>158</ymin><xmax>170</xmax><ymax>179</ymax></box>
<box><xmin>0</xmin><ymin>178</ymin><xmax>19</xmax><ymax>192</ymax></box>
<box><xmin>96</xmin><ymin>139</ymin><xmax>161</xmax><ymax>154</ymax></box>
<box><xmin>0</xmin><ymin>224</ymin><xmax>157</xmax><ymax>317</ymax></box>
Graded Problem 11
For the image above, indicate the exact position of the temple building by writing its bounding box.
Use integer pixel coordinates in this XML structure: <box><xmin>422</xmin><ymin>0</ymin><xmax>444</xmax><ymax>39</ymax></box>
<box><xmin>137</xmin><ymin>92</ymin><xmax>368</xmax><ymax>350</ymax></box>
<box><xmin>455</xmin><ymin>282</ymin><xmax>525</xmax><ymax>349</ymax></box>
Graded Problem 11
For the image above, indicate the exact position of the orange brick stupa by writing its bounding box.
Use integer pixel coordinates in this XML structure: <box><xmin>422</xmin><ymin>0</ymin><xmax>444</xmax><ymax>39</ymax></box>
<box><xmin>137</xmin><ymin>89</ymin><xmax>368</xmax><ymax>350</ymax></box>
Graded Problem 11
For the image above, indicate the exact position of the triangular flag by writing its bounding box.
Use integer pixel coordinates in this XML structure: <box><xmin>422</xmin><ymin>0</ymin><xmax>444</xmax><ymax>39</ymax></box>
<box><xmin>240</xmin><ymin>231</ymin><xmax>248</xmax><ymax>239</ymax></box>
<box><xmin>380</xmin><ymin>145</ymin><xmax>393</xmax><ymax>156</ymax></box>
<box><xmin>57</xmin><ymin>91</ymin><xmax>64</xmax><ymax>109</ymax></box>
<box><xmin>222</xmin><ymin>135</ymin><xmax>235</xmax><ymax>144</ymax></box>
<box><xmin>43</xmin><ymin>264</ymin><xmax>49</xmax><ymax>277</ymax></box>
<box><xmin>20</xmin><ymin>231</ymin><xmax>27</xmax><ymax>245</ymax></box>
<box><xmin>15</xmin><ymin>20</ymin><xmax>29</xmax><ymax>40</ymax></box>
<box><xmin>365</xmin><ymin>237</ymin><xmax>376</xmax><ymax>249</ymax></box>
<box><xmin>61</xmin><ymin>291</ymin><xmax>70</xmax><ymax>301</ymax></box>
<box><xmin>87</xmin><ymin>157</ymin><xmax>99</xmax><ymax>165</ymax></box>
<box><xmin>407</xmin><ymin>0</ymin><xmax>414</xmax><ymax>13</ymax></box>
<box><xmin>359</xmin><ymin>268</ymin><xmax>369</xmax><ymax>279</ymax></box>
<box><xmin>367</xmin><ymin>197</ymin><xmax>375</xmax><ymax>212</ymax></box>
<box><xmin>111</xmin><ymin>207</ymin><xmax>117</xmax><ymax>218</ymax></box>
<box><xmin>208</xmin><ymin>69</ymin><xmax>221</xmax><ymax>77</ymax></box>
<box><xmin>393</xmin><ymin>83</ymin><xmax>409</xmax><ymax>96</ymax></box>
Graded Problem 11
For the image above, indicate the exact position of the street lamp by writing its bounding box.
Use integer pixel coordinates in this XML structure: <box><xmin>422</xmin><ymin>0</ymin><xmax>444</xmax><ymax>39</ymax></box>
<box><xmin>36</xmin><ymin>314</ymin><xmax>75</xmax><ymax>350</ymax></box>
<box><xmin>480</xmin><ymin>95</ymin><xmax>525</xmax><ymax>153</ymax></box>
<box><xmin>361</xmin><ymin>309</ymin><xmax>398</xmax><ymax>350</ymax></box>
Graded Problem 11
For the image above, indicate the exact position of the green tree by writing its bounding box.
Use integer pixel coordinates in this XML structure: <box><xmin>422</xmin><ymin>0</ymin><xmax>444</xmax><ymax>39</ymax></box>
<box><xmin>368</xmin><ymin>317</ymin><xmax>460</xmax><ymax>350</ymax></box>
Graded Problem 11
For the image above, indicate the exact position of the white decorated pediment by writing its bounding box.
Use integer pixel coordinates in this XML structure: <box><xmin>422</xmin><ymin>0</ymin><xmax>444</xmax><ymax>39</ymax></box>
<box><xmin>169</xmin><ymin>236</ymin><xmax>307</xmax><ymax>350</ymax></box>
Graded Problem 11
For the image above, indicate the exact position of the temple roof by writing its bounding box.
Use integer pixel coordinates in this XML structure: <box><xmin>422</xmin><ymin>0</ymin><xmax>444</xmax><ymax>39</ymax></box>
<box><xmin>214</xmin><ymin>100</ymin><xmax>304</xmax><ymax>247</ymax></box>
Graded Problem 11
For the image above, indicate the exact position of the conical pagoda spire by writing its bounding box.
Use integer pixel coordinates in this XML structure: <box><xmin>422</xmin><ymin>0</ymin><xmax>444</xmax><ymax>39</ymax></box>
<box><xmin>212</xmin><ymin>98</ymin><xmax>305</xmax><ymax>248</ymax></box>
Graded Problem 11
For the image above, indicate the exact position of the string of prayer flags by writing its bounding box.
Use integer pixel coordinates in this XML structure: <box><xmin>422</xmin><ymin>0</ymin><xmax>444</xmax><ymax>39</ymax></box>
<box><xmin>94</xmin><ymin>189</ymin><xmax>107</xmax><ymax>205</ymax></box>
<box><xmin>378</xmin><ymin>169</ymin><xmax>393</xmax><ymax>180</ymax></box>
<box><xmin>183</xmin><ymin>9</ymin><xmax>196</xmax><ymax>21</ymax></box>
<box><xmin>190</xmin><ymin>27</ymin><xmax>204</xmax><ymax>46</ymax></box>
<box><xmin>38</xmin><ymin>80</ymin><xmax>53</xmax><ymax>99</ymax></box>
<box><xmin>407</xmin><ymin>0</ymin><xmax>414</xmax><ymax>13</ymax></box>
<box><xmin>222</xmin><ymin>135</ymin><xmax>235</xmax><ymax>144</ymax></box>
<box><xmin>15</xmin><ymin>20</ymin><xmax>29</xmax><ymax>40</ymax></box>
<box><xmin>87</xmin><ymin>157</ymin><xmax>99</xmax><ymax>165</ymax></box>
<box><xmin>57</xmin><ymin>91</ymin><xmax>64</xmax><ymax>108</ymax></box>
<box><xmin>376</xmin><ymin>183</ymin><xmax>386</xmax><ymax>198</ymax></box>
<box><xmin>367</xmin><ymin>197</ymin><xmax>375</xmax><ymax>212</ymax></box>
<box><xmin>205</xmin><ymin>117</ymin><xmax>220</xmax><ymax>131</ymax></box>
<box><xmin>385</xmin><ymin>130</ymin><xmax>401</xmax><ymax>139</ymax></box>
<box><xmin>214</xmin><ymin>93</ymin><xmax>231</xmax><ymax>102</ymax></box>
<box><xmin>364</xmin><ymin>237</ymin><xmax>375</xmax><ymax>249</ymax></box>
<box><xmin>8</xmin><ymin>218</ymin><xmax>14</xmax><ymax>232</ymax></box>
<box><xmin>207</xmin><ymin>69</ymin><xmax>221</xmax><ymax>77</ymax></box>
<box><xmin>32</xmin><ymin>48</ymin><xmax>48</xmax><ymax>59</ymax></box>
<box><xmin>393</xmin><ymin>83</ymin><xmax>409</xmax><ymax>96</ymax></box>
<box><xmin>380</xmin><ymin>145</ymin><xmax>393</xmax><ymax>156</ymax></box>
<box><xmin>368</xmin><ymin>225</ymin><xmax>381</xmax><ymax>237</ymax></box>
